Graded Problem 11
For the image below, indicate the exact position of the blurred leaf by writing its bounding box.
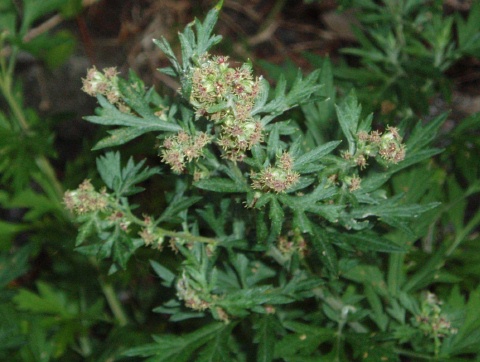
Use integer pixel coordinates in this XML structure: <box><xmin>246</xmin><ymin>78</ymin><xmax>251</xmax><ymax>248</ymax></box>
<box><xmin>253</xmin><ymin>315</ymin><xmax>279</xmax><ymax>362</ymax></box>
<box><xmin>22</xmin><ymin>0</ymin><xmax>66</xmax><ymax>33</ymax></box>
<box><xmin>276</xmin><ymin>321</ymin><xmax>334</xmax><ymax>359</ymax></box>
<box><xmin>124</xmin><ymin>322</ymin><xmax>225</xmax><ymax>362</ymax></box>
<box><xmin>196</xmin><ymin>323</ymin><xmax>236</xmax><ymax>362</ymax></box>
<box><xmin>194</xmin><ymin>178</ymin><xmax>248</xmax><ymax>193</ymax></box>
<box><xmin>269</xmin><ymin>197</ymin><xmax>284</xmax><ymax>240</ymax></box>
<box><xmin>0</xmin><ymin>245</ymin><xmax>32</xmax><ymax>288</ymax></box>
<box><xmin>311</xmin><ymin>225</ymin><xmax>338</xmax><ymax>277</ymax></box>
<box><xmin>0</xmin><ymin>303</ymin><xmax>25</xmax><ymax>353</ymax></box>
<box><xmin>22</xmin><ymin>30</ymin><xmax>76</xmax><ymax>69</ymax></box>
<box><xmin>150</xmin><ymin>260</ymin><xmax>176</xmax><ymax>288</ymax></box>
<box><xmin>456</xmin><ymin>1</ymin><xmax>480</xmax><ymax>56</ymax></box>
<box><xmin>13</xmin><ymin>281</ymin><xmax>76</xmax><ymax>317</ymax></box>
<box><xmin>332</xmin><ymin>231</ymin><xmax>406</xmax><ymax>253</ymax></box>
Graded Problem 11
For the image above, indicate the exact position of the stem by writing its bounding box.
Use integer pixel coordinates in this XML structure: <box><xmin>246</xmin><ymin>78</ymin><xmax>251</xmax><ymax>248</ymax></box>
<box><xmin>160</xmin><ymin>229</ymin><xmax>217</xmax><ymax>244</ymax></box>
<box><xmin>88</xmin><ymin>256</ymin><xmax>129</xmax><ymax>326</ymax></box>
<box><xmin>395</xmin><ymin>348</ymin><xmax>433</xmax><ymax>360</ymax></box>
<box><xmin>123</xmin><ymin>202</ymin><xmax>217</xmax><ymax>245</ymax></box>
<box><xmin>98</xmin><ymin>276</ymin><xmax>129</xmax><ymax>327</ymax></box>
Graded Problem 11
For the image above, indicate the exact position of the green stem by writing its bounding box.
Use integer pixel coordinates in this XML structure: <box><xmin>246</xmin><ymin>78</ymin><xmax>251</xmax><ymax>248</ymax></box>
<box><xmin>88</xmin><ymin>256</ymin><xmax>129</xmax><ymax>326</ymax></box>
<box><xmin>98</xmin><ymin>276</ymin><xmax>129</xmax><ymax>327</ymax></box>
<box><xmin>394</xmin><ymin>348</ymin><xmax>433</xmax><ymax>360</ymax></box>
<box><xmin>123</xmin><ymin>204</ymin><xmax>217</xmax><ymax>245</ymax></box>
<box><xmin>156</xmin><ymin>229</ymin><xmax>217</xmax><ymax>245</ymax></box>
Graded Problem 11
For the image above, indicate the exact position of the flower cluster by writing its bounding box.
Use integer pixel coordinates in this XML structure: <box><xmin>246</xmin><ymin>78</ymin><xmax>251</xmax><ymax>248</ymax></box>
<box><xmin>415</xmin><ymin>292</ymin><xmax>458</xmax><ymax>346</ymax></box>
<box><xmin>176</xmin><ymin>273</ymin><xmax>211</xmax><ymax>312</ymax></box>
<box><xmin>64</xmin><ymin>180</ymin><xmax>132</xmax><ymax>232</ymax></box>
<box><xmin>189</xmin><ymin>54</ymin><xmax>263</xmax><ymax>160</ymax></box>
<box><xmin>160</xmin><ymin>131</ymin><xmax>212</xmax><ymax>173</ymax></box>
<box><xmin>64</xmin><ymin>179</ymin><xmax>109</xmax><ymax>215</ymax></box>
<box><xmin>278</xmin><ymin>229</ymin><xmax>308</xmax><ymax>258</ymax></box>
<box><xmin>216</xmin><ymin>116</ymin><xmax>263</xmax><ymax>161</ymax></box>
<box><xmin>377</xmin><ymin>127</ymin><xmax>406</xmax><ymax>164</ymax></box>
<box><xmin>251</xmin><ymin>153</ymin><xmax>300</xmax><ymax>193</ymax></box>
<box><xmin>346</xmin><ymin>126</ymin><xmax>406</xmax><ymax>168</ymax></box>
<box><xmin>82</xmin><ymin>66</ymin><xmax>130</xmax><ymax>113</ymax></box>
<box><xmin>138</xmin><ymin>215</ymin><xmax>164</xmax><ymax>249</ymax></box>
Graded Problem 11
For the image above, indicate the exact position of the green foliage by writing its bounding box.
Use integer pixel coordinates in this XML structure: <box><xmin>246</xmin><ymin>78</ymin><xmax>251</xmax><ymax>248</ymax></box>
<box><xmin>1</xmin><ymin>1</ymin><xmax>480</xmax><ymax>361</ymax></box>
<box><xmin>62</xmin><ymin>2</ymin><xmax>480</xmax><ymax>361</ymax></box>
<box><xmin>335</xmin><ymin>0</ymin><xmax>480</xmax><ymax>116</ymax></box>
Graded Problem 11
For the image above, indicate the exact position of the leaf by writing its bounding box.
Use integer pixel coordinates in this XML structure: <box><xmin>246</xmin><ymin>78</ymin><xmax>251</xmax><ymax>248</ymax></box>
<box><xmin>311</xmin><ymin>226</ymin><xmax>338</xmax><ymax>277</ymax></box>
<box><xmin>219</xmin><ymin>286</ymin><xmax>294</xmax><ymax>316</ymax></box>
<box><xmin>347</xmin><ymin>194</ymin><xmax>440</xmax><ymax>221</ymax></box>
<box><xmin>0</xmin><ymin>245</ymin><xmax>33</xmax><ymax>288</ymax></box>
<box><xmin>93</xmin><ymin>126</ymin><xmax>160</xmax><ymax>149</ymax></box>
<box><xmin>334</xmin><ymin>231</ymin><xmax>406</xmax><ymax>253</ymax></box>
<box><xmin>22</xmin><ymin>0</ymin><xmax>65</xmax><ymax>33</ymax></box>
<box><xmin>159</xmin><ymin>195</ymin><xmax>203</xmax><ymax>223</ymax></box>
<box><xmin>23</xmin><ymin>30</ymin><xmax>76</xmax><ymax>69</ymax></box>
<box><xmin>402</xmin><ymin>246</ymin><xmax>448</xmax><ymax>292</ymax></box>
<box><xmin>0</xmin><ymin>303</ymin><xmax>25</xmax><ymax>351</ymax></box>
<box><xmin>293</xmin><ymin>141</ymin><xmax>341</xmax><ymax>173</ymax></box>
<box><xmin>7</xmin><ymin>189</ymin><xmax>58</xmax><ymax>221</ymax></box>
<box><xmin>276</xmin><ymin>321</ymin><xmax>334</xmax><ymax>359</ymax></box>
<box><xmin>153</xmin><ymin>38</ymin><xmax>182</xmax><ymax>75</ymax></box>
<box><xmin>75</xmin><ymin>214</ymin><xmax>99</xmax><ymax>246</ymax></box>
<box><xmin>96</xmin><ymin>152</ymin><xmax>160</xmax><ymax>197</ymax></box>
<box><xmin>253</xmin><ymin>70</ymin><xmax>322</xmax><ymax>121</ymax></box>
<box><xmin>150</xmin><ymin>260</ymin><xmax>176</xmax><ymax>288</ymax></box>
<box><xmin>117</xmin><ymin>78</ymin><xmax>153</xmax><ymax>118</ymax></box>
<box><xmin>293</xmin><ymin>210</ymin><xmax>313</xmax><ymax>234</ymax></box>
<box><xmin>266</xmin><ymin>123</ymin><xmax>280</xmax><ymax>160</ymax></box>
<box><xmin>301</xmin><ymin>56</ymin><xmax>335</xmax><ymax>146</ymax></box>
<box><xmin>269</xmin><ymin>197</ymin><xmax>284</xmax><ymax>240</ymax></box>
<box><xmin>196</xmin><ymin>201</ymin><xmax>229</xmax><ymax>237</ymax></box>
<box><xmin>123</xmin><ymin>322</ymin><xmax>225</xmax><ymax>362</ymax></box>
<box><xmin>0</xmin><ymin>220</ymin><xmax>29</xmax><ymax>247</ymax></box>
<box><xmin>253</xmin><ymin>315</ymin><xmax>278</xmax><ymax>362</ymax></box>
<box><xmin>335</xmin><ymin>90</ymin><xmax>361</xmax><ymax>155</ymax></box>
<box><xmin>456</xmin><ymin>1</ymin><xmax>480</xmax><ymax>56</ymax></box>
<box><xmin>405</xmin><ymin>113</ymin><xmax>446</xmax><ymax>152</ymax></box>
<box><xmin>85</xmin><ymin>95</ymin><xmax>181</xmax><ymax>149</ymax></box>
<box><xmin>111</xmin><ymin>234</ymin><xmax>142</xmax><ymax>270</ymax></box>
<box><xmin>194</xmin><ymin>1</ymin><xmax>223</xmax><ymax>56</ymax></box>
<box><xmin>194</xmin><ymin>178</ymin><xmax>248</xmax><ymax>193</ymax></box>
<box><xmin>13</xmin><ymin>281</ymin><xmax>76</xmax><ymax>318</ymax></box>
<box><xmin>448</xmin><ymin>286</ymin><xmax>480</xmax><ymax>355</ymax></box>
<box><xmin>196</xmin><ymin>323</ymin><xmax>236</xmax><ymax>362</ymax></box>
<box><xmin>348</xmin><ymin>334</ymin><xmax>400</xmax><ymax>362</ymax></box>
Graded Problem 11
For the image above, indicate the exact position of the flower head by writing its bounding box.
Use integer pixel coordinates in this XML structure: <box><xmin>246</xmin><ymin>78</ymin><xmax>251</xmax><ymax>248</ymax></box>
<box><xmin>251</xmin><ymin>153</ymin><xmax>300</xmax><ymax>193</ymax></box>
<box><xmin>160</xmin><ymin>131</ymin><xmax>212</xmax><ymax>173</ymax></box>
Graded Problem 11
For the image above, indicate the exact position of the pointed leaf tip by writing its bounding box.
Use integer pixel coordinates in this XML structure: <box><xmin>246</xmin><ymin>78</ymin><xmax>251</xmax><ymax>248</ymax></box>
<box><xmin>215</xmin><ymin>0</ymin><xmax>224</xmax><ymax>11</ymax></box>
